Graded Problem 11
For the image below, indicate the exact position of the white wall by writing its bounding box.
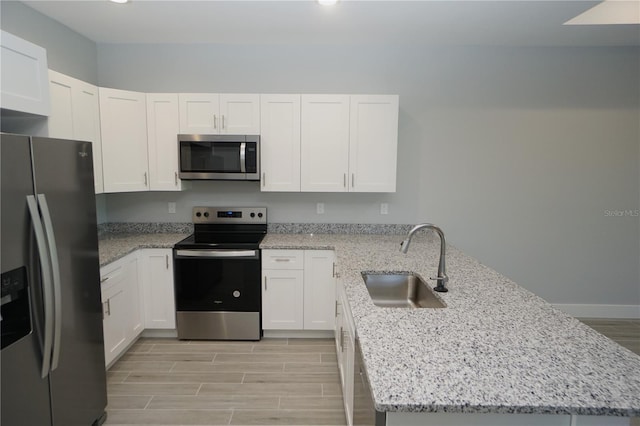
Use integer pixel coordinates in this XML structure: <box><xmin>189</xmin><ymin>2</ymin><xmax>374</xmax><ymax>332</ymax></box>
<box><xmin>98</xmin><ymin>43</ymin><xmax>639</xmax><ymax>308</ymax></box>
<box><xmin>0</xmin><ymin>1</ymin><xmax>98</xmax><ymax>84</ymax></box>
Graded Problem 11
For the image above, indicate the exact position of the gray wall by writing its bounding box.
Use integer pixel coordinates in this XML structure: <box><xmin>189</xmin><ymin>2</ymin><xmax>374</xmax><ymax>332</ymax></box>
<box><xmin>99</xmin><ymin>43</ymin><xmax>640</xmax><ymax>307</ymax></box>
<box><xmin>0</xmin><ymin>1</ymin><xmax>98</xmax><ymax>84</ymax></box>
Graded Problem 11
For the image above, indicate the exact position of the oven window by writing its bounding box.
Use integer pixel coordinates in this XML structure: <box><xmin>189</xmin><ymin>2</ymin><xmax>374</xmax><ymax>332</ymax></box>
<box><xmin>174</xmin><ymin>257</ymin><xmax>261</xmax><ymax>312</ymax></box>
<box><xmin>180</xmin><ymin>142</ymin><xmax>241</xmax><ymax>173</ymax></box>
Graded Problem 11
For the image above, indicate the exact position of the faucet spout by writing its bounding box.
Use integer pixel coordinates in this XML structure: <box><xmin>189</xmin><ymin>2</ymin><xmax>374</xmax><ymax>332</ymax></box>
<box><xmin>399</xmin><ymin>223</ymin><xmax>449</xmax><ymax>292</ymax></box>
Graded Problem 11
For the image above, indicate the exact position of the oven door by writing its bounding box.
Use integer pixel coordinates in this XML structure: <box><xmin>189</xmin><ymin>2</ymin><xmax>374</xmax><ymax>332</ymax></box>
<box><xmin>173</xmin><ymin>249</ymin><xmax>261</xmax><ymax>313</ymax></box>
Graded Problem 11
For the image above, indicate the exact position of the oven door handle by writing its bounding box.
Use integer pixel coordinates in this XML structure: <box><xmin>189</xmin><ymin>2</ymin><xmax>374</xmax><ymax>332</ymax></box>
<box><xmin>175</xmin><ymin>249</ymin><xmax>259</xmax><ymax>259</ymax></box>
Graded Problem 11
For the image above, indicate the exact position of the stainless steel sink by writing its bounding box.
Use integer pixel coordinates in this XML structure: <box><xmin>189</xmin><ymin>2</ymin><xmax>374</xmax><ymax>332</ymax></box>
<box><xmin>362</xmin><ymin>272</ymin><xmax>446</xmax><ymax>309</ymax></box>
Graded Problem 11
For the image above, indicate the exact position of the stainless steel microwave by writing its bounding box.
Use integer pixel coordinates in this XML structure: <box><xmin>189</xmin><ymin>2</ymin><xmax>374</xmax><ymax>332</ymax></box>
<box><xmin>178</xmin><ymin>134</ymin><xmax>260</xmax><ymax>181</ymax></box>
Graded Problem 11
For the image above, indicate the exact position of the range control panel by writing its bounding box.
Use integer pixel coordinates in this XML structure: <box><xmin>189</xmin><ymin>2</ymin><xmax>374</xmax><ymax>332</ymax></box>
<box><xmin>192</xmin><ymin>207</ymin><xmax>267</xmax><ymax>225</ymax></box>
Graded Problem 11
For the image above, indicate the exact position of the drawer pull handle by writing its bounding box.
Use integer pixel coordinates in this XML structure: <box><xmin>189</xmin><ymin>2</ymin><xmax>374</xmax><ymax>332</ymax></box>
<box><xmin>275</xmin><ymin>258</ymin><xmax>291</xmax><ymax>262</ymax></box>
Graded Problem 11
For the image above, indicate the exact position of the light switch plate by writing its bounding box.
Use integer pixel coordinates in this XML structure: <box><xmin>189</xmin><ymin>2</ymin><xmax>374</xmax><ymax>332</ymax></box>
<box><xmin>380</xmin><ymin>203</ymin><xmax>389</xmax><ymax>215</ymax></box>
<box><xmin>316</xmin><ymin>203</ymin><xmax>325</xmax><ymax>214</ymax></box>
<box><xmin>168</xmin><ymin>202</ymin><xmax>176</xmax><ymax>214</ymax></box>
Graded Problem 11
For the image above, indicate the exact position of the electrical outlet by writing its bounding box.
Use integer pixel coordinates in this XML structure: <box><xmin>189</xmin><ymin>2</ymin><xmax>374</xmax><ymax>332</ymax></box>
<box><xmin>316</xmin><ymin>203</ymin><xmax>325</xmax><ymax>214</ymax></box>
<box><xmin>380</xmin><ymin>203</ymin><xmax>389</xmax><ymax>215</ymax></box>
<box><xmin>168</xmin><ymin>202</ymin><xmax>176</xmax><ymax>214</ymax></box>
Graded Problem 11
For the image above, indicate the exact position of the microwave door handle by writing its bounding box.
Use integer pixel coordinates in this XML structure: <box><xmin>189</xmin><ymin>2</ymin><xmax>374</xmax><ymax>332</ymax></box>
<box><xmin>240</xmin><ymin>142</ymin><xmax>246</xmax><ymax>173</ymax></box>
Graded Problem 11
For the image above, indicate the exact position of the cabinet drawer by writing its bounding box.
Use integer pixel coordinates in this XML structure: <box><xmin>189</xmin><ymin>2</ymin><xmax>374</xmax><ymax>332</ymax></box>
<box><xmin>100</xmin><ymin>264</ymin><xmax>124</xmax><ymax>293</ymax></box>
<box><xmin>262</xmin><ymin>250</ymin><xmax>304</xmax><ymax>270</ymax></box>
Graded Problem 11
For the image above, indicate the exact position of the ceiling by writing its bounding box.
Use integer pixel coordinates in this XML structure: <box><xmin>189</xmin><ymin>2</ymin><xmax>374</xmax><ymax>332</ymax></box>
<box><xmin>19</xmin><ymin>0</ymin><xmax>640</xmax><ymax>47</ymax></box>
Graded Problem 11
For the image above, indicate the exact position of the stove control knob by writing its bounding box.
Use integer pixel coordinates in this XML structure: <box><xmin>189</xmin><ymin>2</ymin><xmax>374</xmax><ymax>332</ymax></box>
<box><xmin>204</xmin><ymin>212</ymin><xmax>209</xmax><ymax>218</ymax></box>
<box><xmin>258</xmin><ymin>213</ymin><xmax>263</xmax><ymax>218</ymax></box>
<box><xmin>250</xmin><ymin>213</ymin><xmax>255</xmax><ymax>218</ymax></box>
<box><xmin>195</xmin><ymin>212</ymin><xmax>202</xmax><ymax>217</ymax></box>
<box><xmin>233</xmin><ymin>290</ymin><xmax>240</xmax><ymax>298</ymax></box>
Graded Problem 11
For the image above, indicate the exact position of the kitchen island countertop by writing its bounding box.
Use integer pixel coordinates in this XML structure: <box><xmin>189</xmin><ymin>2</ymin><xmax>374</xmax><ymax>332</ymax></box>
<box><xmin>261</xmin><ymin>233</ymin><xmax>640</xmax><ymax>416</ymax></box>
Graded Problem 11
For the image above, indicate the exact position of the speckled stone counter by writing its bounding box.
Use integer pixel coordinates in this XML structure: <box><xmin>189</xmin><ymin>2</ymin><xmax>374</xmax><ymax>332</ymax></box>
<box><xmin>261</xmin><ymin>233</ymin><xmax>640</xmax><ymax>417</ymax></box>
<box><xmin>98</xmin><ymin>233</ymin><xmax>189</xmax><ymax>266</ymax></box>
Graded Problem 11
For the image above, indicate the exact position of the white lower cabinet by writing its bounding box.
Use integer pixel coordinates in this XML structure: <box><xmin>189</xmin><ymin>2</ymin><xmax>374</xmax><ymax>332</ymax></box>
<box><xmin>261</xmin><ymin>249</ymin><xmax>336</xmax><ymax>331</ymax></box>
<box><xmin>262</xmin><ymin>269</ymin><xmax>304</xmax><ymax>330</ymax></box>
<box><xmin>138</xmin><ymin>249</ymin><xmax>176</xmax><ymax>330</ymax></box>
<box><xmin>100</xmin><ymin>253</ymin><xmax>143</xmax><ymax>366</ymax></box>
<box><xmin>336</xmin><ymin>280</ymin><xmax>355</xmax><ymax>426</ymax></box>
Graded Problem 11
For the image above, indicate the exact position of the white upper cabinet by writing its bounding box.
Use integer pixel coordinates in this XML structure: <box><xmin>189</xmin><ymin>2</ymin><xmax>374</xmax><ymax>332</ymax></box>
<box><xmin>99</xmin><ymin>87</ymin><xmax>149</xmax><ymax>193</ymax></box>
<box><xmin>260</xmin><ymin>94</ymin><xmax>301</xmax><ymax>192</ymax></box>
<box><xmin>146</xmin><ymin>93</ymin><xmax>184</xmax><ymax>191</ymax></box>
<box><xmin>178</xmin><ymin>93</ymin><xmax>219</xmax><ymax>133</ymax></box>
<box><xmin>48</xmin><ymin>70</ymin><xmax>104</xmax><ymax>193</ymax></box>
<box><xmin>1</xmin><ymin>31</ymin><xmax>50</xmax><ymax>116</ymax></box>
<box><xmin>301</xmin><ymin>95</ymin><xmax>350</xmax><ymax>192</ymax></box>
<box><xmin>220</xmin><ymin>94</ymin><xmax>260</xmax><ymax>134</ymax></box>
<box><xmin>349</xmin><ymin>95</ymin><xmax>399</xmax><ymax>192</ymax></box>
<box><xmin>178</xmin><ymin>93</ymin><xmax>259</xmax><ymax>134</ymax></box>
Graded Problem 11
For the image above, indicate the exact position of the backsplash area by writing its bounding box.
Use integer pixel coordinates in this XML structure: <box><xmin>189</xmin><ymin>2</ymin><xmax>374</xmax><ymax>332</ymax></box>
<box><xmin>98</xmin><ymin>222</ymin><xmax>413</xmax><ymax>235</ymax></box>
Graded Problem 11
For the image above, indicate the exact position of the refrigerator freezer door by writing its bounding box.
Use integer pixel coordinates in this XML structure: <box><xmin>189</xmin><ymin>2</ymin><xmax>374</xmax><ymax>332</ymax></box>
<box><xmin>30</xmin><ymin>137</ymin><xmax>108</xmax><ymax>426</ymax></box>
<box><xmin>1</xmin><ymin>133</ymin><xmax>53</xmax><ymax>426</ymax></box>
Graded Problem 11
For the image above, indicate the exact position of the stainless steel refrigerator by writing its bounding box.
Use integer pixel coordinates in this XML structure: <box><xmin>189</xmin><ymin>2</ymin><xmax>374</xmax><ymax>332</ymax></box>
<box><xmin>1</xmin><ymin>133</ymin><xmax>107</xmax><ymax>426</ymax></box>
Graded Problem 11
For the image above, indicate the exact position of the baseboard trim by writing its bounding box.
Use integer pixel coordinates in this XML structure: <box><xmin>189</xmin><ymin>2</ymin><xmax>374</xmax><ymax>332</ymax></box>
<box><xmin>142</xmin><ymin>329</ymin><xmax>178</xmax><ymax>338</ymax></box>
<box><xmin>552</xmin><ymin>304</ymin><xmax>640</xmax><ymax>319</ymax></box>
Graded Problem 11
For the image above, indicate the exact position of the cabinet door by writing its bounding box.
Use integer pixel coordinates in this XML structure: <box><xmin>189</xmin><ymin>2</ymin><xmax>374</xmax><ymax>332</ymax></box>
<box><xmin>178</xmin><ymin>93</ymin><xmax>220</xmax><ymax>134</ymax></box>
<box><xmin>125</xmin><ymin>256</ymin><xmax>144</xmax><ymax>339</ymax></box>
<box><xmin>47</xmin><ymin>70</ymin><xmax>75</xmax><ymax>139</ymax></box>
<box><xmin>99</xmin><ymin>87</ymin><xmax>149</xmax><ymax>192</ymax></box>
<box><xmin>344</xmin><ymin>310</ymin><xmax>355</xmax><ymax>426</ymax></box>
<box><xmin>73</xmin><ymin>80</ymin><xmax>104</xmax><ymax>194</ymax></box>
<box><xmin>260</xmin><ymin>94</ymin><xmax>301</xmax><ymax>192</ymax></box>
<box><xmin>0</xmin><ymin>30</ymin><xmax>50</xmax><ymax>116</ymax></box>
<box><xmin>101</xmin><ymin>265</ymin><xmax>128</xmax><ymax>367</ymax></box>
<box><xmin>48</xmin><ymin>71</ymin><xmax>104</xmax><ymax>194</ymax></box>
<box><xmin>147</xmin><ymin>93</ymin><xmax>183</xmax><ymax>191</ymax></box>
<box><xmin>262</xmin><ymin>269</ymin><xmax>304</xmax><ymax>330</ymax></box>
<box><xmin>349</xmin><ymin>95</ymin><xmax>399</xmax><ymax>192</ymax></box>
<box><xmin>139</xmin><ymin>249</ymin><xmax>176</xmax><ymax>330</ymax></box>
<box><xmin>303</xmin><ymin>250</ymin><xmax>336</xmax><ymax>330</ymax></box>
<box><xmin>219</xmin><ymin>94</ymin><xmax>260</xmax><ymax>134</ymax></box>
<box><xmin>301</xmin><ymin>95</ymin><xmax>350</xmax><ymax>192</ymax></box>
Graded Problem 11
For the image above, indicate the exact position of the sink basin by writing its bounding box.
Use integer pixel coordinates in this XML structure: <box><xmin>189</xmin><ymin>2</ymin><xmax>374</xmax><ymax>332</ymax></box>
<box><xmin>362</xmin><ymin>272</ymin><xmax>446</xmax><ymax>309</ymax></box>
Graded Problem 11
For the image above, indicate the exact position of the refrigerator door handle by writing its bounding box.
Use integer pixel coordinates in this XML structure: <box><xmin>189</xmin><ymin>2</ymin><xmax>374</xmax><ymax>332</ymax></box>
<box><xmin>26</xmin><ymin>195</ymin><xmax>54</xmax><ymax>378</ymax></box>
<box><xmin>37</xmin><ymin>194</ymin><xmax>62</xmax><ymax>372</ymax></box>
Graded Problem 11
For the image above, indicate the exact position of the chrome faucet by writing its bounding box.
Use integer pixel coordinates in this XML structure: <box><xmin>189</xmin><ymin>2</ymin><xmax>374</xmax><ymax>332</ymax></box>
<box><xmin>400</xmin><ymin>223</ymin><xmax>449</xmax><ymax>292</ymax></box>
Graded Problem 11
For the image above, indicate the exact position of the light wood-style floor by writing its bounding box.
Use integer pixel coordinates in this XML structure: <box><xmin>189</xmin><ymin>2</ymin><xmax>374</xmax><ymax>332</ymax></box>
<box><xmin>105</xmin><ymin>320</ymin><xmax>640</xmax><ymax>425</ymax></box>
<box><xmin>104</xmin><ymin>337</ymin><xmax>346</xmax><ymax>425</ymax></box>
<box><xmin>578</xmin><ymin>318</ymin><xmax>640</xmax><ymax>356</ymax></box>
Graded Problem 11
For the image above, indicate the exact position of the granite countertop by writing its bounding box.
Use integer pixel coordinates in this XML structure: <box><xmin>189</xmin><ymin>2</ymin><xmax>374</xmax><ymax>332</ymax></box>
<box><xmin>98</xmin><ymin>233</ymin><xmax>189</xmax><ymax>266</ymax></box>
<box><xmin>261</xmin><ymin>233</ymin><xmax>640</xmax><ymax>416</ymax></box>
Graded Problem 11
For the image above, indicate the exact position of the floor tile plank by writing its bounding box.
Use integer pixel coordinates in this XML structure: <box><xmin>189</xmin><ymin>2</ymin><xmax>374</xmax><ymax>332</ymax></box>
<box><xmin>214</xmin><ymin>353</ymin><xmax>321</xmax><ymax>363</ymax></box>
<box><xmin>105</xmin><ymin>409</ymin><xmax>232</xmax><ymax>425</ymax></box>
<box><xmin>125</xmin><ymin>372</ymin><xmax>243</xmax><ymax>384</ymax></box>
<box><xmin>243</xmin><ymin>372</ymin><xmax>339</xmax><ymax>384</ymax></box>
<box><xmin>108</xmin><ymin>383</ymin><xmax>200</xmax><ymax>396</ymax></box>
<box><xmin>107</xmin><ymin>395</ymin><xmax>152</xmax><ymax>410</ymax></box>
<box><xmin>199</xmin><ymin>383</ymin><xmax>322</xmax><ymax>397</ymax></box>
<box><xmin>172</xmin><ymin>361</ymin><xmax>284</xmax><ymax>373</ymax></box>
<box><xmin>230</xmin><ymin>409</ymin><xmax>346</xmax><ymax>425</ymax></box>
<box><xmin>147</xmin><ymin>395</ymin><xmax>279</xmax><ymax>410</ymax></box>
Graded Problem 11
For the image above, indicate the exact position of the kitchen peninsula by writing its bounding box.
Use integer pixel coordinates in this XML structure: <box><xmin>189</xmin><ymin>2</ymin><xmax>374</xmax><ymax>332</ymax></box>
<box><xmin>261</xmin><ymin>232</ymin><xmax>640</xmax><ymax>426</ymax></box>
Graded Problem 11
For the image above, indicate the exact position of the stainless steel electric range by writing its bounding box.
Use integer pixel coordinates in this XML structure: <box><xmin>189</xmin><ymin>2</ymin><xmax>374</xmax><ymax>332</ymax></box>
<box><xmin>173</xmin><ymin>207</ymin><xmax>267</xmax><ymax>340</ymax></box>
